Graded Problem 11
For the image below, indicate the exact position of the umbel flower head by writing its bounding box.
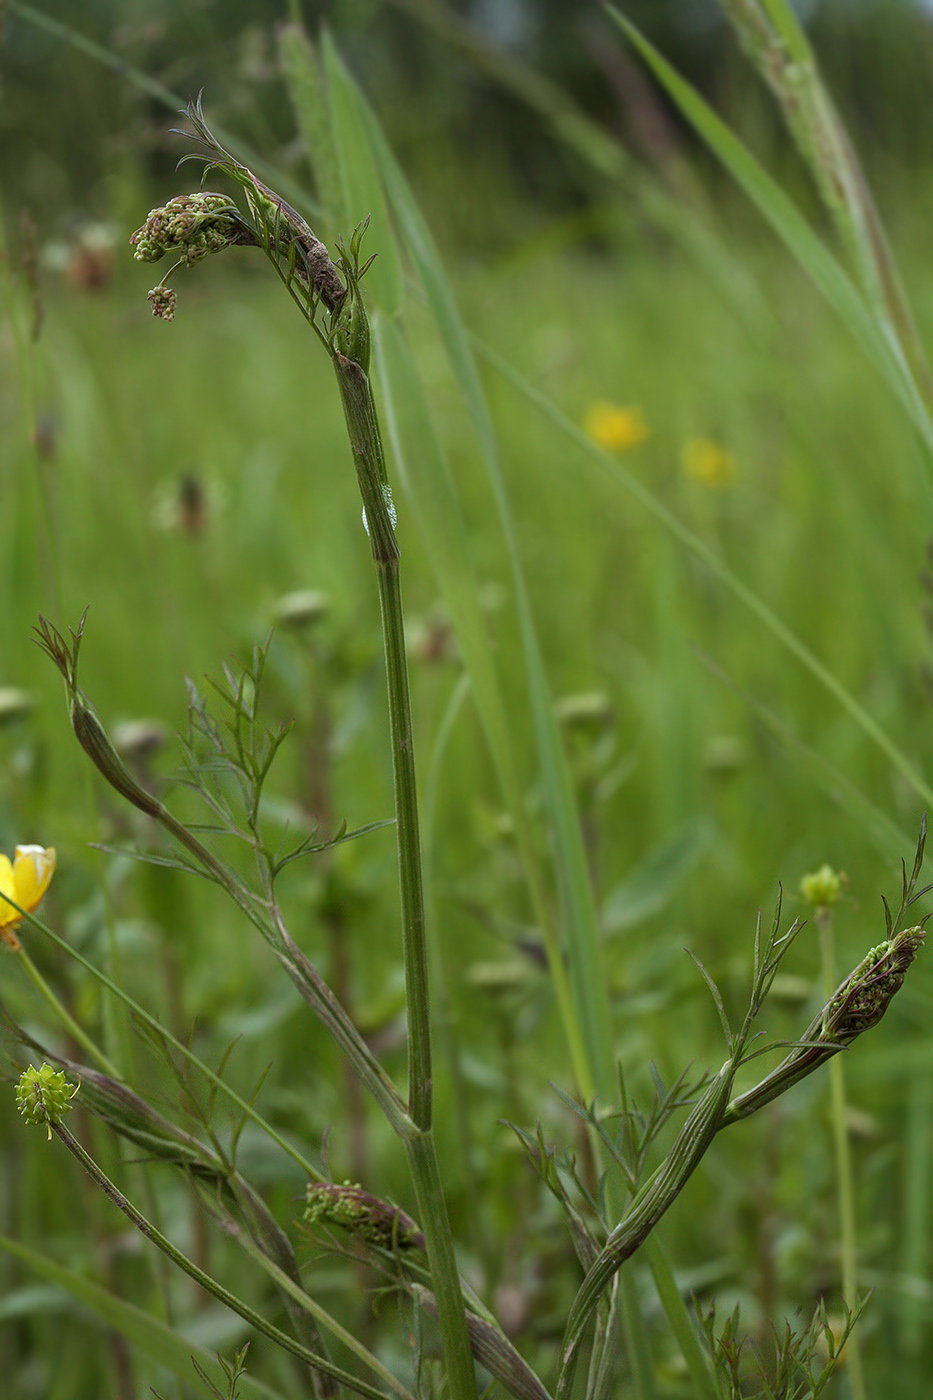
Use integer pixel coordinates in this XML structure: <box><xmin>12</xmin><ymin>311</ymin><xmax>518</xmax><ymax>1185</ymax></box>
<box><xmin>130</xmin><ymin>192</ymin><xmax>255</xmax><ymax>268</ymax></box>
<box><xmin>130</xmin><ymin>190</ymin><xmax>258</xmax><ymax>322</ymax></box>
<box><xmin>821</xmin><ymin>926</ymin><xmax>924</xmax><ymax>1041</ymax></box>
<box><xmin>0</xmin><ymin>845</ymin><xmax>56</xmax><ymax>951</ymax></box>
<box><xmin>129</xmin><ymin>95</ymin><xmax>347</xmax><ymax>325</ymax></box>
<box><xmin>724</xmin><ymin>924</ymin><xmax>925</xmax><ymax>1125</ymax></box>
<box><xmin>304</xmin><ymin>1180</ymin><xmax>424</xmax><ymax>1252</ymax></box>
<box><xmin>147</xmin><ymin>285</ymin><xmax>177</xmax><ymax>322</ymax></box>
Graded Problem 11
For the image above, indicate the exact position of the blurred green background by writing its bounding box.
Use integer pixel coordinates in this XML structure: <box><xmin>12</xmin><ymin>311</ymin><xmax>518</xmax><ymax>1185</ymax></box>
<box><xmin>3</xmin><ymin>1</ymin><xmax>933</xmax><ymax>1396</ymax></box>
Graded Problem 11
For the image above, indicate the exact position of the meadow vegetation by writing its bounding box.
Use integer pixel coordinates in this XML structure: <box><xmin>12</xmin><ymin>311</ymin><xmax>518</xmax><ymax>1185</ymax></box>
<box><xmin>2</xmin><ymin>3</ymin><xmax>933</xmax><ymax>1398</ymax></box>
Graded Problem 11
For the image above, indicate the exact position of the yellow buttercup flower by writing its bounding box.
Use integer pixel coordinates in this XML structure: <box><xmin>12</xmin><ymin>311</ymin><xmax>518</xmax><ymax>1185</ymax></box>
<box><xmin>681</xmin><ymin>437</ymin><xmax>737</xmax><ymax>488</ymax></box>
<box><xmin>0</xmin><ymin>845</ymin><xmax>56</xmax><ymax>950</ymax></box>
<box><xmin>583</xmin><ymin>401</ymin><xmax>650</xmax><ymax>453</ymax></box>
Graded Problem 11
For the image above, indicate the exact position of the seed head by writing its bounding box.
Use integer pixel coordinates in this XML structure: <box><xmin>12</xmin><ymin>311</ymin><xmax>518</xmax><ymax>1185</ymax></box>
<box><xmin>16</xmin><ymin>1063</ymin><xmax>78</xmax><ymax>1139</ymax></box>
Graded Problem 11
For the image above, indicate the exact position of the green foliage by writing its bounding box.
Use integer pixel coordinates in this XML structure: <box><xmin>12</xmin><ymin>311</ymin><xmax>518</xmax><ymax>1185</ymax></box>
<box><xmin>697</xmin><ymin>1295</ymin><xmax>867</xmax><ymax>1400</ymax></box>
<box><xmin>2</xmin><ymin>5</ymin><xmax>933</xmax><ymax>1399</ymax></box>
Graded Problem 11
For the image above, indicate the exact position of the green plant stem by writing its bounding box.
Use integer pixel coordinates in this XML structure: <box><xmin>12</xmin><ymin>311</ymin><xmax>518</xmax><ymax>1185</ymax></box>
<box><xmin>556</xmin><ymin>1063</ymin><xmax>735</xmax><ymax>1400</ymax></box>
<box><xmin>404</xmin><ymin>1129</ymin><xmax>481</xmax><ymax>1396</ymax></box>
<box><xmin>50</xmin><ymin>1121</ymin><xmax>394</xmax><ymax>1400</ymax></box>
<box><xmin>20</xmin><ymin>906</ymin><xmax>320</xmax><ymax>1181</ymax></box>
<box><xmin>44</xmin><ymin>642</ymin><xmax>410</xmax><ymax>1134</ymax></box>
<box><xmin>205</xmin><ymin>1203</ymin><xmax>414</xmax><ymax>1400</ymax></box>
<box><xmin>818</xmin><ymin>914</ymin><xmax>865</xmax><ymax>1400</ymax></box>
<box><xmin>16</xmin><ymin>947</ymin><xmax>122</xmax><ymax>1080</ymax></box>
<box><xmin>332</xmin><ymin>343</ymin><xmax>478</xmax><ymax>1400</ymax></box>
<box><xmin>376</xmin><ymin>555</ymin><xmax>432</xmax><ymax>1127</ymax></box>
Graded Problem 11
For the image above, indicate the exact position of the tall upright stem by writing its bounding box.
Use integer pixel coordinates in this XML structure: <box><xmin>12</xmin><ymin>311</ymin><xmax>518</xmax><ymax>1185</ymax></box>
<box><xmin>817</xmin><ymin>912</ymin><xmax>866</xmax><ymax>1400</ymax></box>
<box><xmin>376</xmin><ymin>557</ymin><xmax>432</xmax><ymax>1127</ymax></box>
<box><xmin>333</xmin><ymin>339</ymin><xmax>478</xmax><ymax>1400</ymax></box>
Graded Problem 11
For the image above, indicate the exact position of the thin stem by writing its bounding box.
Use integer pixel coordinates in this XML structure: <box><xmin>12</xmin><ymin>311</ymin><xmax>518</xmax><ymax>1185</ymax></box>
<box><xmin>16</xmin><ymin>947</ymin><xmax>122</xmax><ymax>1080</ymax></box>
<box><xmin>331</xmin><ymin>324</ymin><xmax>478</xmax><ymax>1400</ymax></box>
<box><xmin>404</xmin><ymin>1130</ymin><xmax>479</xmax><ymax>1400</ymax></box>
<box><xmin>33</xmin><ymin>625</ymin><xmax>411</xmax><ymax>1135</ymax></box>
<box><xmin>817</xmin><ymin>912</ymin><xmax>866</xmax><ymax>1400</ymax></box>
<box><xmin>21</xmin><ymin>906</ymin><xmax>320</xmax><ymax>1180</ymax></box>
<box><xmin>51</xmin><ymin>1122</ymin><xmax>395</xmax><ymax>1400</ymax></box>
<box><xmin>376</xmin><ymin>556</ymin><xmax>431</xmax><ymax>1126</ymax></box>
<box><xmin>556</xmin><ymin>1063</ymin><xmax>735</xmax><ymax>1400</ymax></box>
<box><xmin>206</xmin><ymin>1205</ymin><xmax>414</xmax><ymax>1400</ymax></box>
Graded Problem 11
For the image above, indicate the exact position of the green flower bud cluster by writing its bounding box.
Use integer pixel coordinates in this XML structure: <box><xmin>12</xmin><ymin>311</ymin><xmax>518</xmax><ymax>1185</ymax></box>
<box><xmin>131</xmin><ymin>193</ymin><xmax>242</xmax><ymax>268</ymax></box>
<box><xmin>822</xmin><ymin>926</ymin><xmax>924</xmax><ymax>1040</ymax></box>
<box><xmin>799</xmin><ymin>863</ymin><xmax>843</xmax><ymax>910</ymax></box>
<box><xmin>147</xmin><ymin>285</ymin><xmax>177</xmax><ymax>322</ymax></box>
<box><xmin>304</xmin><ymin>1180</ymin><xmax>424</xmax><ymax>1251</ymax></box>
<box><xmin>16</xmin><ymin>1063</ymin><xmax>78</xmax><ymax>1138</ymax></box>
<box><xmin>724</xmin><ymin>924</ymin><xmax>925</xmax><ymax>1128</ymax></box>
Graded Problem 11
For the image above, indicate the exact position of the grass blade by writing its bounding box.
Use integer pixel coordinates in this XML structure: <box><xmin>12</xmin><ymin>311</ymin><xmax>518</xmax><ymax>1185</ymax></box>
<box><xmin>351</xmin><ymin>52</ymin><xmax>614</xmax><ymax>1107</ymax></box>
<box><xmin>0</xmin><ymin>1234</ymin><xmax>288</xmax><ymax>1400</ymax></box>
<box><xmin>373</xmin><ymin>315</ymin><xmax>590</xmax><ymax>1088</ymax></box>
<box><xmin>321</xmin><ymin>30</ymin><xmax>404</xmax><ymax>316</ymax></box>
<box><xmin>474</xmin><ymin>336</ymin><xmax>933</xmax><ymax>814</ymax></box>
<box><xmin>277</xmin><ymin>20</ymin><xmax>344</xmax><ymax>238</ymax></box>
<box><xmin>608</xmin><ymin>9</ymin><xmax>933</xmax><ymax>458</ymax></box>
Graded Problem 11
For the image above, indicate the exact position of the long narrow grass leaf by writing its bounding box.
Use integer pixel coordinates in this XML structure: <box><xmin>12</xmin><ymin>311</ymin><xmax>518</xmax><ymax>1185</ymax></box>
<box><xmin>0</xmin><ymin>1235</ymin><xmax>288</xmax><ymax>1400</ymax></box>
<box><xmin>353</xmin><ymin>56</ymin><xmax>614</xmax><ymax>1107</ymax></box>
<box><xmin>278</xmin><ymin>22</ymin><xmax>344</xmax><ymax>238</ymax></box>
<box><xmin>608</xmin><ymin>10</ymin><xmax>933</xmax><ymax>456</ymax></box>
<box><xmin>373</xmin><ymin>316</ymin><xmax>589</xmax><ymax>1087</ymax></box>
<box><xmin>759</xmin><ymin>0</ymin><xmax>812</xmax><ymax>62</ymax></box>
<box><xmin>321</xmin><ymin>31</ymin><xmax>404</xmax><ymax>315</ymax></box>
<box><xmin>474</xmin><ymin>336</ymin><xmax>933</xmax><ymax>812</ymax></box>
